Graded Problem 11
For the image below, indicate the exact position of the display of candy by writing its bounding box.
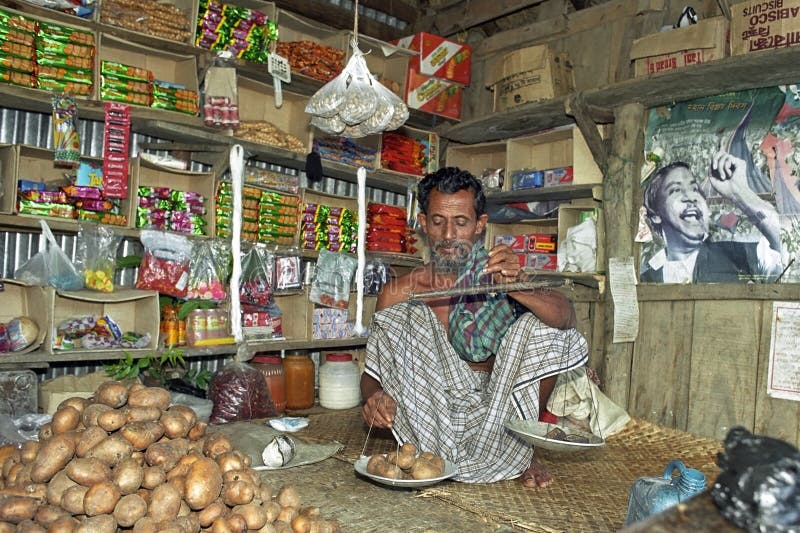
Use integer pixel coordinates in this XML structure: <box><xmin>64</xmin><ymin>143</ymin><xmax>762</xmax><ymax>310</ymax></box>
<box><xmin>0</xmin><ymin>55</ymin><xmax>34</xmax><ymax>73</ymax></box>
<box><xmin>36</xmin><ymin>53</ymin><xmax>92</xmax><ymax>70</ymax></box>
<box><xmin>52</xmin><ymin>94</ymin><xmax>81</xmax><ymax>166</ymax></box>
<box><xmin>244</xmin><ymin>165</ymin><xmax>299</xmax><ymax>194</ymax></box>
<box><xmin>195</xmin><ymin>0</ymin><xmax>277</xmax><ymax>63</ymax></box>
<box><xmin>275</xmin><ymin>255</ymin><xmax>301</xmax><ymax>290</ymax></box>
<box><xmin>76</xmin><ymin>209</ymin><xmax>127</xmax><ymax>226</ymax></box>
<box><xmin>102</xmin><ymin>102</ymin><xmax>131</xmax><ymax>198</ymax></box>
<box><xmin>0</xmin><ymin>68</ymin><xmax>34</xmax><ymax>87</ymax></box>
<box><xmin>101</xmin><ymin>60</ymin><xmax>152</xmax><ymax>82</ymax></box>
<box><xmin>38</xmin><ymin>21</ymin><xmax>95</xmax><ymax>45</ymax></box>
<box><xmin>17</xmin><ymin>199</ymin><xmax>74</xmax><ymax>218</ymax></box>
<box><xmin>101</xmin><ymin>74</ymin><xmax>152</xmax><ymax>94</ymax></box>
<box><xmin>380</xmin><ymin>131</ymin><xmax>432</xmax><ymax>176</ymax></box>
<box><xmin>0</xmin><ymin>40</ymin><xmax>33</xmax><ymax>59</ymax></box>
<box><xmin>313</xmin><ymin>137</ymin><xmax>377</xmax><ymax>169</ymax></box>
<box><xmin>137</xmin><ymin>186</ymin><xmax>207</xmax><ymax>235</ymax></box>
<box><xmin>135</xmin><ymin>230</ymin><xmax>193</xmax><ymax>298</ymax></box>
<box><xmin>0</xmin><ymin>26</ymin><xmax>35</xmax><ymax>46</ymax></box>
<box><xmin>100</xmin><ymin>0</ymin><xmax>193</xmax><ymax>43</ymax></box>
<box><xmin>53</xmin><ymin>313</ymin><xmax>150</xmax><ymax>351</ymax></box>
<box><xmin>276</xmin><ymin>40</ymin><xmax>344</xmax><ymax>82</ymax></box>
<box><xmin>186</xmin><ymin>239</ymin><xmax>230</xmax><ymax>300</ymax></box>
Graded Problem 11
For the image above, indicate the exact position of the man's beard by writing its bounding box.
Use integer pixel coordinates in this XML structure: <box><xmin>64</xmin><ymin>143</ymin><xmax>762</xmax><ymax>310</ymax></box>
<box><xmin>430</xmin><ymin>239</ymin><xmax>472</xmax><ymax>274</ymax></box>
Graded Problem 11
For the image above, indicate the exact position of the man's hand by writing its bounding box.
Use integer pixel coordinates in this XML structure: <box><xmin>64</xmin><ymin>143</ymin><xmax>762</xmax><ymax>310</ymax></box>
<box><xmin>362</xmin><ymin>389</ymin><xmax>397</xmax><ymax>428</ymax></box>
<box><xmin>710</xmin><ymin>150</ymin><xmax>749</xmax><ymax>199</ymax></box>
<box><xmin>484</xmin><ymin>244</ymin><xmax>522</xmax><ymax>284</ymax></box>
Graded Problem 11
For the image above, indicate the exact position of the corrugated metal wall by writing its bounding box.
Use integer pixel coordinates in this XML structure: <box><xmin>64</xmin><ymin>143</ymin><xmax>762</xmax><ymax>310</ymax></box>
<box><xmin>0</xmin><ymin>107</ymin><xmax>406</xmax><ymax>379</ymax></box>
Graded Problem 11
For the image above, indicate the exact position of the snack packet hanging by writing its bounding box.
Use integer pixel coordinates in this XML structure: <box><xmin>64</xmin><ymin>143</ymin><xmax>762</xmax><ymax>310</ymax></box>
<box><xmin>51</xmin><ymin>94</ymin><xmax>81</xmax><ymax>167</ymax></box>
<box><xmin>310</xmin><ymin>248</ymin><xmax>357</xmax><ymax>309</ymax></box>
<box><xmin>79</xmin><ymin>224</ymin><xmax>122</xmax><ymax>293</ymax></box>
<box><xmin>186</xmin><ymin>239</ymin><xmax>231</xmax><ymax>300</ymax></box>
<box><xmin>239</xmin><ymin>245</ymin><xmax>275</xmax><ymax>307</ymax></box>
<box><xmin>135</xmin><ymin>230</ymin><xmax>193</xmax><ymax>298</ymax></box>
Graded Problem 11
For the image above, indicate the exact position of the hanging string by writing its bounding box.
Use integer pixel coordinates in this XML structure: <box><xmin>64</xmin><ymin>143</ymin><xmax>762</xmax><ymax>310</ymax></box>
<box><xmin>353</xmin><ymin>0</ymin><xmax>359</xmax><ymax>45</ymax></box>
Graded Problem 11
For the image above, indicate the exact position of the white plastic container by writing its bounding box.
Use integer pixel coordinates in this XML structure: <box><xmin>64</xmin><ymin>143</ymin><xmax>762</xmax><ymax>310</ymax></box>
<box><xmin>318</xmin><ymin>353</ymin><xmax>361</xmax><ymax>409</ymax></box>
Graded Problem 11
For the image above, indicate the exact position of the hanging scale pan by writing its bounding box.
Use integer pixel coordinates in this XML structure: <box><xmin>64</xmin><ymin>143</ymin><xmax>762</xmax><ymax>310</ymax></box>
<box><xmin>506</xmin><ymin>418</ymin><xmax>604</xmax><ymax>453</ymax></box>
<box><xmin>268</xmin><ymin>52</ymin><xmax>291</xmax><ymax>108</ymax></box>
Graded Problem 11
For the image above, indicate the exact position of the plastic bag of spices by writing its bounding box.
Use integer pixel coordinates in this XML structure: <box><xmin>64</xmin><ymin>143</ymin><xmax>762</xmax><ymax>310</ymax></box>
<box><xmin>207</xmin><ymin>361</ymin><xmax>277</xmax><ymax>424</ymax></box>
<box><xmin>135</xmin><ymin>230</ymin><xmax>193</xmax><ymax>298</ymax></box>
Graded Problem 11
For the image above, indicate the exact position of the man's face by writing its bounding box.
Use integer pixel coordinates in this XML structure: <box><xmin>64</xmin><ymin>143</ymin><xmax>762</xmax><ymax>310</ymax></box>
<box><xmin>651</xmin><ymin>166</ymin><xmax>711</xmax><ymax>249</ymax></box>
<box><xmin>418</xmin><ymin>189</ymin><xmax>487</xmax><ymax>272</ymax></box>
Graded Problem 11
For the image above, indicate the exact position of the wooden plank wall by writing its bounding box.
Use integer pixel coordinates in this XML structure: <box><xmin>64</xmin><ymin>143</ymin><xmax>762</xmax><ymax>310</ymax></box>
<box><xmin>632</xmin><ymin>288</ymin><xmax>800</xmax><ymax>447</ymax></box>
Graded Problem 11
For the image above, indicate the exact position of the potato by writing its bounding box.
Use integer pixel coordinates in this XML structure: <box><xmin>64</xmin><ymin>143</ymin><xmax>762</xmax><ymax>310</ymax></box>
<box><xmin>37</xmin><ymin>423</ymin><xmax>53</xmax><ymax>442</ymax></box>
<box><xmin>83</xmin><ymin>481</ymin><xmax>120</xmax><ymax>516</ymax></box>
<box><xmin>202</xmin><ymin>433</ymin><xmax>232</xmax><ymax>459</ymax></box>
<box><xmin>46</xmin><ymin>470</ymin><xmax>77</xmax><ymax>507</ymax></box>
<box><xmin>400</xmin><ymin>442</ymin><xmax>417</xmax><ymax>456</ymax></box>
<box><xmin>125</xmin><ymin>406</ymin><xmax>162</xmax><ymax>424</ymax></box>
<box><xmin>30</xmin><ymin>434</ymin><xmax>75</xmax><ymax>483</ymax></box>
<box><xmin>386</xmin><ymin>450</ymin><xmax>415</xmax><ymax>470</ymax></box>
<box><xmin>197</xmin><ymin>501</ymin><xmax>226</xmax><ymax>528</ymax></box>
<box><xmin>257</xmin><ymin>483</ymin><xmax>273</xmax><ymax>502</ymax></box>
<box><xmin>159</xmin><ymin>413</ymin><xmax>190</xmax><ymax>439</ymax></box>
<box><xmin>140</xmin><ymin>467</ymin><xmax>166</xmax><ymax>490</ymax></box>
<box><xmin>113</xmin><ymin>494</ymin><xmax>147</xmax><ymax>527</ymax></box>
<box><xmin>276</xmin><ymin>485</ymin><xmax>301</xmax><ymax>508</ymax></box>
<box><xmin>167</xmin><ymin>405</ymin><xmax>197</xmax><ymax>428</ymax></box>
<box><xmin>222</xmin><ymin>469</ymin><xmax>259</xmax><ymax>487</ymax></box>
<box><xmin>0</xmin><ymin>444</ymin><xmax>17</xmax><ymax>464</ymax></box>
<box><xmin>183</xmin><ymin>457</ymin><xmax>222</xmax><ymax>510</ymax></box>
<box><xmin>85</xmin><ymin>436</ymin><xmax>133</xmax><ymax>467</ymax></box>
<box><xmin>232</xmin><ymin>450</ymin><xmax>251</xmax><ymax>468</ymax></box>
<box><xmin>13</xmin><ymin>519</ymin><xmax>44</xmax><ymax>532</ymax></box>
<box><xmin>262</xmin><ymin>501</ymin><xmax>281</xmax><ymax>523</ymax></box>
<box><xmin>33</xmin><ymin>503</ymin><xmax>68</xmax><ymax>526</ymax></box>
<box><xmin>375</xmin><ymin>461</ymin><xmax>406</xmax><ymax>479</ymax></box>
<box><xmin>75</xmin><ymin>513</ymin><xmax>116</xmax><ymax>533</ymax></box>
<box><xmin>132</xmin><ymin>516</ymin><xmax>157</xmax><ymax>533</ymax></box>
<box><xmin>63</xmin><ymin>459</ymin><xmax>110</xmax><ymax>488</ymax></box>
<box><xmin>276</xmin><ymin>506</ymin><xmax>297</xmax><ymax>524</ymax></box>
<box><xmin>144</xmin><ymin>441</ymin><xmax>184</xmax><ymax>472</ymax></box>
<box><xmin>215</xmin><ymin>452</ymin><xmax>244</xmax><ymax>474</ymax></box>
<box><xmin>0</xmin><ymin>496</ymin><xmax>39</xmax><ymax>524</ymax></box>
<box><xmin>127</xmin><ymin>388</ymin><xmax>170</xmax><ymax>411</ymax></box>
<box><xmin>131</xmin><ymin>451</ymin><xmax>146</xmax><ymax>466</ymax></box>
<box><xmin>365</xmin><ymin>455</ymin><xmax>386</xmax><ymax>475</ymax></box>
<box><xmin>58</xmin><ymin>397</ymin><xmax>90</xmax><ymax>415</ymax></box>
<box><xmin>60</xmin><ymin>485</ymin><xmax>88</xmax><ymax>515</ymax></box>
<box><xmin>47</xmin><ymin>515</ymin><xmax>79</xmax><ymax>533</ymax></box>
<box><xmin>221</xmin><ymin>480</ymin><xmax>255</xmax><ymax>507</ymax></box>
<box><xmin>272</xmin><ymin>520</ymin><xmax>292</xmax><ymax>533</ymax></box>
<box><xmin>166</xmin><ymin>475</ymin><xmax>186</xmax><ymax>499</ymax></box>
<box><xmin>175</xmin><ymin>513</ymin><xmax>201</xmax><ymax>533</ymax></box>
<box><xmin>52</xmin><ymin>407</ymin><xmax>81</xmax><ymax>435</ymax></box>
<box><xmin>112</xmin><ymin>458</ymin><xmax>143</xmax><ymax>495</ymax></box>
<box><xmin>95</xmin><ymin>381</ymin><xmax>128</xmax><ymax>408</ymax></box>
<box><xmin>75</xmin><ymin>426</ymin><xmax>108</xmax><ymax>458</ymax></box>
<box><xmin>19</xmin><ymin>442</ymin><xmax>40</xmax><ymax>465</ymax></box>
<box><xmin>128</xmin><ymin>382</ymin><xmax>146</xmax><ymax>394</ymax></box>
<box><xmin>232</xmin><ymin>503</ymin><xmax>267</xmax><ymax>530</ymax></box>
<box><xmin>418</xmin><ymin>452</ymin><xmax>446</xmax><ymax>472</ymax></box>
<box><xmin>96</xmin><ymin>409</ymin><xmax>126</xmax><ymax>433</ymax></box>
<box><xmin>410</xmin><ymin>458</ymin><xmax>444</xmax><ymax>480</ymax></box>
<box><xmin>0</xmin><ymin>483</ymin><xmax>45</xmax><ymax>500</ymax></box>
<box><xmin>119</xmin><ymin>421</ymin><xmax>164</xmax><ymax>451</ymax></box>
<box><xmin>256</xmin><ymin>523</ymin><xmax>278</xmax><ymax>533</ymax></box>
<box><xmin>146</xmin><ymin>484</ymin><xmax>181</xmax><ymax>522</ymax></box>
<box><xmin>81</xmin><ymin>404</ymin><xmax>112</xmax><ymax>428</ymax></box>
<box><xmin>187</xmin><ymin>421</ymin><xmax>207</xmax><ymax>441</ymax></box>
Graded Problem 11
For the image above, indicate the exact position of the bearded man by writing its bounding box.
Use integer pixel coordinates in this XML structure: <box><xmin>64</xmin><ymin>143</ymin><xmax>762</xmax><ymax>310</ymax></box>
<box><xmin>361</xmin><ymin>167</ymin><xmax>588</xmax><ymax>487</ymax></box>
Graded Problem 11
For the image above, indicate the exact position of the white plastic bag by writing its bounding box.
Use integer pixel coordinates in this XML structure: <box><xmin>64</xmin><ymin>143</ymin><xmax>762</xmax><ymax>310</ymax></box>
<box><xmin>15</xmin><ymin>220</ymin><xmax>83</xmax><ymax>290</ymax></box>
<box><xmin>557</xmin><ymin>217</ymin><xmax>597</xmax><ymax>273</ymax></box>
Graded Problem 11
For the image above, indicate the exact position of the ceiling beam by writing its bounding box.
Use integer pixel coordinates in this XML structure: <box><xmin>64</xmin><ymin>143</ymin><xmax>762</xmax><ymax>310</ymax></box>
<box><xmin>272</xmin><ymin>0</ymin><xmax>417</xmax><ymax>41</ymax></box>
<box><xmin>433</xmin><ymin>0</ymin><xmax>548</xmax><ymax>36</ymax></box>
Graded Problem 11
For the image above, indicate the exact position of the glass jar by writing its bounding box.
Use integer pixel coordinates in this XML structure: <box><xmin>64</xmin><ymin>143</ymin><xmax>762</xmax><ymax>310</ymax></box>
<box><xmin>251</xmin><ymin>355</ymin><xmax>286</xmax><ymax>414</ymax></box>
<box><xmin>319</xmin><ymin>353</ymin><xmax>361</xmax><ymax>409</ymax></box>
<box><xmin>283</xmin><ymin>352</ymin><xmax>315</xmax><ymax>410</ymax></box>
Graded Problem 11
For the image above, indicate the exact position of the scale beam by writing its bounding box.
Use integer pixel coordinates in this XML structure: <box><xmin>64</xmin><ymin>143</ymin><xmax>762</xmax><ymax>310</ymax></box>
<box><xmin>408</xmin><ymin>279</ymin><xmax>568</xmax><ymax>300</ymax></box>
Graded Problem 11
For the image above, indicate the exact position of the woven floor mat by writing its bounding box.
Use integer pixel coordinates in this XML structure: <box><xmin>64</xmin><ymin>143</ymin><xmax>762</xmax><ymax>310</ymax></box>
<box><xmin>294</xmin><ymin>409</ymin><xmax>723</xmax><ymax>533</ymax></box>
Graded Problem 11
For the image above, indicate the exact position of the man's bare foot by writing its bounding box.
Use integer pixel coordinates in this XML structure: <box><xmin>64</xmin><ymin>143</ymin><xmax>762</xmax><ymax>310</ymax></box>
<box><xmin>520</xmin><ymin>459</ymin><xmax>553</xmax><ymax>488</ymax></box>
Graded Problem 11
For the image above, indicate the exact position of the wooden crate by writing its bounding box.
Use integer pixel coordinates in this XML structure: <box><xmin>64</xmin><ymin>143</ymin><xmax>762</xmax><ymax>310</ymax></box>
<box><xmin>445</xmin><ymin>141</ymin><xmax>507</xmax><ymax>183</ymax></box>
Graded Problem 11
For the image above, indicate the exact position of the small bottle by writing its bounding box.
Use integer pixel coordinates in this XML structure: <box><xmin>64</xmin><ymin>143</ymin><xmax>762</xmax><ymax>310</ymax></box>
<box><xmin>283</xmin><ymin>351</ymin><xmax>315</xmax><ymax>410</ymax></box>
<box><xmin>162</xmin><ymin>305</ymin><xmax>178</xmax><ymax>347</ymax></box>
<box><xmin>319</xmin><ymin>353</ymin><xmax>361</xmax><ymax>410</ymax></box>
<box><xmin>251</xmin><ymin>355</ymin><xmax>287</xmax><ymax>414</ymax></box>
<box><xmin>624</xmin><ymin>460</ymin><xmax>707</xmax><ymax>526</ymax></box>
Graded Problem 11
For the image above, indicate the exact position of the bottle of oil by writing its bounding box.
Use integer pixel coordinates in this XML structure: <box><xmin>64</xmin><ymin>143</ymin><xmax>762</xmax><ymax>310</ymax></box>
<box><xmin>624</xmin><ymin>460</ymin><xmax>706</xmax><ymax>526</ymax></box>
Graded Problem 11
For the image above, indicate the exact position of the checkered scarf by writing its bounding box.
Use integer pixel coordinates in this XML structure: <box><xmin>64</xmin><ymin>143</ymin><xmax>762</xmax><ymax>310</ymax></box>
<box><xmin>448</xmin><ymin>242</ymin><xmax>516</xmax><ymax>363</ymax></box>
<box><xmin>365</xmin><ymin>302</ymin><xmax>589</xmax><ymax>482</ymax></box>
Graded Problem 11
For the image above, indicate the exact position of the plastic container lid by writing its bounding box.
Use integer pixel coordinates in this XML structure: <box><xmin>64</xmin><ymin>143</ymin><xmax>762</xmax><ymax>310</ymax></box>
<box><xmin>326</xmin><ymin>353</ymin><xmax>353</xmax><ymax>362</ymax></box>
<box><xmin>252</xmin><ymin>355</ymin><xmax>282</xmax><ymax>364</ymax></box>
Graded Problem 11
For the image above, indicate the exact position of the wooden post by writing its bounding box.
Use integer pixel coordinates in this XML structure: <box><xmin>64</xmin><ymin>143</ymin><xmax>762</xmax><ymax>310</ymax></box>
<box><xmin>601</xmin><ymin>102</ymin><xmax>645</xmax><ymax>409</ymax></box>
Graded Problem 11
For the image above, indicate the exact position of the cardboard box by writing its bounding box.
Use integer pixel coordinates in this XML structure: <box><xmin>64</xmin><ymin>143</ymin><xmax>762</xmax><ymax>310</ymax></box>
<box><xmin>730</xmin><ymin>0</ymin><xmax>800</xmax><ymax>55</ymax></box>
<box><xmin>405</xmin><ymin>66</ymin><xmax>463</xmax><ymax>120</ymax></box>
<box><xmin>47</xmin><ymin>288</ymin><xmax>160</xmax><ymax>354</ymax></box>
<box><xmin>527</xmin><ymin>234</ymin><xmax>557</xmax><ymax>253</ymax></box>
<box><xmin>38</xmin><ymin>371</ymin><xmax>111</xmax><ymax>415</ymax></box>
<box><xmin>131</xmin><ymin>157</ymin><xmax>216</xmax><ymax>236</ymax></box>
<box><xmin>273</xmin><ymin>292</ymin><xmax>310</xmax><ymax>341</ymax></box>
<box><xmin>347</xmin><ymin>32</ymin><xmax>414</xmax><ymax>100</ymax></box>
<box><xmin>275</xmin><ymin>9</ymin><xmax>348</xmax><ymax>77</ymax></box>
<box><xmin>485</xmin><ymin>220</ymin><xmax>559</xmax><ymax>254</ymax></box>
<box><xmin>0</xmin><ymin>279</ymin><xmax>53</xmax><ymax>354</ymax></box>
<box><xmin>99</xmin><ymin>0</ymin><xmax>199</xmax><ymax>45</ymax></box>
<box><xmin>630</xmin><ymin>16</ymin><xmax>729</xmax><ymax>76</ymax></box>
<box><xmin>526</xmin><ymin>252</ymin><xmax>558</xmax><ymax>270</ymax></box>
<box><xmin>379</xmin><ymin>125</ymin><xmax>439</xmax><ymax>176</ymax></box>
<box><xmin>506</xmin><ymin>126</ymin><xmax>603</xmax><ymax>190</ymax></box>
<box><xmin>493</xmin><ymin>234</ymin><xmax>527</xmax><ymax>252</ymax></box>
<box><xmin>392</xmin><ymin>32</ymin><xmax>471</xmax><ymax>85</ymax></box>
<box><xmin>445</xmin><ymin>141</ymin><xmax>507</xmax><ymax>180</ymax></box>
<box><xmin>98</xmin><ymin>34</ymin><xmax>200</xmax><ymax>109</ymax></box>
<box><xmin>236</xmin><ymin>76</ymin><xmax>313</xmax><ymax>153</ymax></box>
<box><xmin>3</xmin><ymin>145</ymin><xmax>131</xmax><ymax>226</ymax></box>
<box><xmin>557</xmin><ymin>200</ymin><xmax>605</xmax><ymax>273</ymax></box>
<box><xmin>485</xmin><ymin>45</ymin><xmax>574</xmax><ymax>112</ymax></box>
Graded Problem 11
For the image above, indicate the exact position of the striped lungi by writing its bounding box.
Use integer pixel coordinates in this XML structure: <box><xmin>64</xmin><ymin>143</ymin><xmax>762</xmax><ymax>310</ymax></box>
<box><xmin>364</xmin><ymin>301</ymin><xmax>589</xmax><ymax>483</ymax></box>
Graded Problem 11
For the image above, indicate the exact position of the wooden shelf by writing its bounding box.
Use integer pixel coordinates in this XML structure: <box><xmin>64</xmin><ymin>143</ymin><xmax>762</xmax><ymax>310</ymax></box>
<box><xmin>247</xmin><ymin>336</ymin><xmax>369</xmax><ymax>353</ymax></box>
<box><xmin>442</xmin><ymin>45</ymin><xmax>800</xmax><ymax>144</ymax></box>
<box><xmin>486</xmin><ymin>184</ymin><xmax>601</xmax><ymax>204</ymax></box>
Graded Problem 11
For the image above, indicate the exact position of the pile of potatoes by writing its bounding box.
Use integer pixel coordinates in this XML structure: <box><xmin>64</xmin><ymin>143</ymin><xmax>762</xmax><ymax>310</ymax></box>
<box><xmin>365</xmin><ymin>443</ymin><xmax>446</xmax><ymax>481</ymax></box>
<box><xmin>0</xmin><ymin>380</ymin><xmax>339</xmax><ymax>532</ymax></box>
